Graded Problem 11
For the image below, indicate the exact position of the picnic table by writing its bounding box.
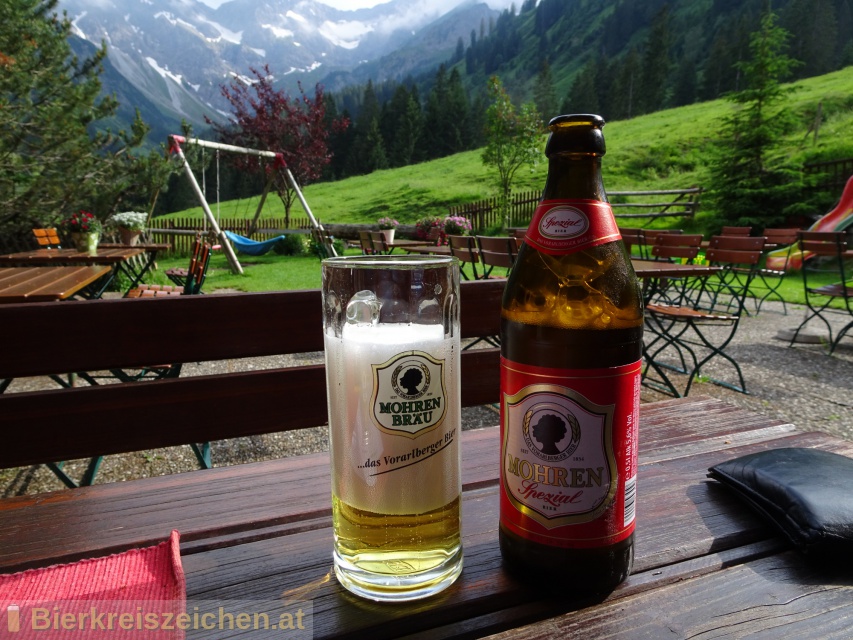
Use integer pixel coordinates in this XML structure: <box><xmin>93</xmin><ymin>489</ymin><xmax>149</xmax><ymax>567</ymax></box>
<box><xmin>1</xmin><ymin>283</ymin><xmax>851</xmax><ymax>638</ymax></box>
<box><xmin>1</xmin><ymin>395</ymin><xmax>851</xmax><ymax>638</ymax></box>
<box><xmin>0</xmin><ymin>265</ymin><xmax>112</xmax><ymax>302</ymax></box>
<box><xmin>0</xmin><ymin>244</ymin><xmax>170</xmax><ymax>293</ymax></box>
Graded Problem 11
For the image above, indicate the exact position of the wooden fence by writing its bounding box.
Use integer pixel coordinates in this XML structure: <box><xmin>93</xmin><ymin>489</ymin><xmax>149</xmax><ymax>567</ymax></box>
<box><xmin>148</xmin><ymin>216</ymin><xmax>311</xmax><ymax>255</ymax></box>
<box><xmin>447</xmin><ymin>187</ymin><xmax>703</xmax><ymax>230</ymax></box>
<box><xmin>804</xmin><ymin>157</ymin><xmax>853</xmax><ymax>191</ymax></box>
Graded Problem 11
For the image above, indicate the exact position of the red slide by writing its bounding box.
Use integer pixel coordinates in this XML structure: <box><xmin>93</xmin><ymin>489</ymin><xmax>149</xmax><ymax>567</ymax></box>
<box><xmin>765</xmin><ymin>173</ymin><xmax>853</xmax><ymax>271</ymax></box>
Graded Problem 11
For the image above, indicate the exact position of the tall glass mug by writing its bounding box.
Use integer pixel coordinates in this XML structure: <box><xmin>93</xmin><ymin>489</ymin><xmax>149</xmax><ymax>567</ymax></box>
<box><xmin>321</xmin><ymin>255</ymin><xmax>463</xmax><ymax>602</ymax></box>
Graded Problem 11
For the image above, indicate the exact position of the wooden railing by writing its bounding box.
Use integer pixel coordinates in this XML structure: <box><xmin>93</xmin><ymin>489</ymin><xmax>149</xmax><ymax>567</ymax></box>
<box><xmin>804</xmin><ymin>157</ymin><xmax>853</xmax><ymax>191</ymax></box>
<box><xmin>447</xmin><ymin>188</ymin><xmax>702</xmax><ymax>230</ymax></box>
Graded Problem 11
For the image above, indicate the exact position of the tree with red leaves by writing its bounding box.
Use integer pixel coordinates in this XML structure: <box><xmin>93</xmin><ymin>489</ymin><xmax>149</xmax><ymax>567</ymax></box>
<box><xmin>208</xmin><ymin>65</ymin><xmax>349</xmax><ymax>225</ymax></box>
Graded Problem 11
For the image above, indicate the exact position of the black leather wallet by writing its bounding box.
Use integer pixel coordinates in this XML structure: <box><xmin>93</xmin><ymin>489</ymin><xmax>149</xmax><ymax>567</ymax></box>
<box><xmin>708</xmin><ymin>447</ymin><xmax>853</xmax><ymax>559</ymax></box>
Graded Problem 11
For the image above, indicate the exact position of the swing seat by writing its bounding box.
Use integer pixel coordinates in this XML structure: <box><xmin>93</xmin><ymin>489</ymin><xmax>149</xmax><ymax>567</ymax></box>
<box><xmin>224</xmin><ymin>231</ymin><xmax>285</xmax><ymax>256</ymax></box>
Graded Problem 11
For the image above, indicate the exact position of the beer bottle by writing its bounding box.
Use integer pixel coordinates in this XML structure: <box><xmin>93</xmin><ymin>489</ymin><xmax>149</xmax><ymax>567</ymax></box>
<box><xmin>499</xmin><ymin>114</ymin><xmax>643</xmax><ymax>593</ymax></box>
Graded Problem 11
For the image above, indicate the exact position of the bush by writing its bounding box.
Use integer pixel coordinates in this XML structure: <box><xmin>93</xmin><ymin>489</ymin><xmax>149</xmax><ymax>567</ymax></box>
<box><xmin>273</xmin><ymin>233</ymin><xmax>307</xmax><ymax>256</ymax></box>
<box><xmin>308</xmin><ymin>234</ymin><xmax>345</xmax><ymax>258</ymax></box>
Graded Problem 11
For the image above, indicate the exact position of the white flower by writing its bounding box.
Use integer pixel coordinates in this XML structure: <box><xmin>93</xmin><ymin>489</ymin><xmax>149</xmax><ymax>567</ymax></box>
<box><xmin>109</xmin><ymin>211</ymin><xmax>147</xmax><ymax>232</ymax></box>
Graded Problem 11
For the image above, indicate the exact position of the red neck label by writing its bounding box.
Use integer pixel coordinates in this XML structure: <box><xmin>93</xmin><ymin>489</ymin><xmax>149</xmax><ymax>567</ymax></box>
<box><xmin>525</xmin><ymin>199</ymin><xmax>621</xmax><ymax>255</ymax></box>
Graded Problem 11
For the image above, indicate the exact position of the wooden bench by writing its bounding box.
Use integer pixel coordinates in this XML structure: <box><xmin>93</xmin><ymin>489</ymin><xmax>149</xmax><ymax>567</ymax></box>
<box><xmin>0</xmin><ymin>279</ymin><xmax>503</xmax><ymax>469</ymax></box>
<box><xmin>0</xmin><ymin>280</ymin><xmax>504</xmax><ymax>569</ymax></box>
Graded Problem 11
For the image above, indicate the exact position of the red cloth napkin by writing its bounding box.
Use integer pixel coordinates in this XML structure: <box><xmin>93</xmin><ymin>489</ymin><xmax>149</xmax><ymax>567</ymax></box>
<box><xmin>0</xmin><ymin>530</ymin><xmax>185</xmax><ymax>639</ymax></box>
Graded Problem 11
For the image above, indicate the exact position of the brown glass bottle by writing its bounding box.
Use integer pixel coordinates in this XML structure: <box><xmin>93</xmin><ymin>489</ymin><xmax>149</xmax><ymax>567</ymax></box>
<box><xmin>499</xmin><ymin>114</ymin><xmax>643</xmax><ymax>594</ymax></box>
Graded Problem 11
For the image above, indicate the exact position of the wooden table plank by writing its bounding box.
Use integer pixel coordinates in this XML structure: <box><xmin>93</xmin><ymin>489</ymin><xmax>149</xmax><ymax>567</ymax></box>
<box><xmin>485</xmin><ymin>550</ymin><xmax>853</xmax><ymax>639</ymax></box>
<box><xmin>0</xmin><ymin>247</ymin><xmax>146</xmax><ymax>265</ymax></box>
<box><xmin>631</xmin><ymin>259</ymin><xmax>720</xmax><ymax>278</ymax></box>
<box><xmin>402</xmin><ymin>244</ymin><xmax>452</xmax><ymax>256</ymax></box>
<box><xmin>0</xmin><ymin>266</ymin><xmax>112</xmax><ymax>302</ymax></box>
<box><xmin>0</xmin><ymin>399</ymin><xmax>843</xmax><ymax>575</ymax></box>
<box><xmin>3</xmin><ymin>397</ymin><xmax>853</xmax><ymax>639</ymax></box>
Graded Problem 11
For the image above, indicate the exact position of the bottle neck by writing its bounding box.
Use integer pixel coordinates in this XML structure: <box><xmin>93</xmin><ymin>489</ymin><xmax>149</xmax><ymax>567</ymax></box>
<box><xmin>541</xmin><ymin>154</ymin><xmax>607</xmax><ymax>202</ymax></box>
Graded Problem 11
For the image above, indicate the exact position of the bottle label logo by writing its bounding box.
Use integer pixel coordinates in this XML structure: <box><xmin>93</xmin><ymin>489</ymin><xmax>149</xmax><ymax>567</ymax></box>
<box><xmin>371</xmin><ymin>351</ymin><xmax>447</xmax><ymax>438</ymax></box>
<box><xmin>500</xmin><ymin>358</ymin><xmax>640</xmax><ymax>548</ymax></box>
<box><xmin>504</xmin><ymin>388</ymin><xmax>615</xmax><ymax>528</ymax></box>
<box><xmin>525</xmin><ymin>199</ymin><xmax>621</xmax><ymax>255</ymax></box>
<box><xmin>539</xmin><ymin>206</ymin><xmax>589</xmax><ymax>239</ymax></box>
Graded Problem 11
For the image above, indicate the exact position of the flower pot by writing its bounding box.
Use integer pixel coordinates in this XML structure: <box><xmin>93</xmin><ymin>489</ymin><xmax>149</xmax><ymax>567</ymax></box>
<box><xmin>119</xmin><ymin>228</ymin><xmax>142</xmax><ymax>246</ymax></box>
<box><xmin>71</xmin><ymin>232</ymin><xmax>100</xmax><ymax>256</ymax></box>
<box><xmin>381</xmin><ymin>228</ymin><xmax>396</xmax><ymax>243</ymax></box>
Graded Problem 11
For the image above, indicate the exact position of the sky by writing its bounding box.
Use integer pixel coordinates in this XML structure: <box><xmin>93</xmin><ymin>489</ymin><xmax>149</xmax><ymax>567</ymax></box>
<box><xmin>198</xmin><ymin>0</ymin><xmax>514</xmax><ymax>10</ymax></box>
<box><xmin>198</xmin><ymin>0</ymin><xmax>394</xmax><ymax>8</ymax></box>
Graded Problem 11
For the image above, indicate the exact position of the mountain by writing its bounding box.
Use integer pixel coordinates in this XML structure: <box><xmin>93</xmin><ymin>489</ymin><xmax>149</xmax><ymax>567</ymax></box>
<box><xmin>59</xmin><ymin>0</ymin><xmax>499</xmax><ymax>142</ymax></box>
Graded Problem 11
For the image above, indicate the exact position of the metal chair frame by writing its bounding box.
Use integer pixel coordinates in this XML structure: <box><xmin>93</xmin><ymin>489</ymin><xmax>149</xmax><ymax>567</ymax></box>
<box><xmin>643</xmin><ymin>235</ymin><xmax>766</xmax><ymax>397</ymax></box>
<box><xmin>788</xmin><ymin>230</ymin><xmax>853</xmax><ymax>354</ymax></box>
<box><xmin>749</xmin><ymin>227</ymin><xmax>800</xmax><ymax>315</ymax></box>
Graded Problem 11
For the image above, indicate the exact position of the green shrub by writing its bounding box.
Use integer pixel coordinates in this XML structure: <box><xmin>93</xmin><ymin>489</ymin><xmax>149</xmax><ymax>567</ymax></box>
<box><xmin>308</xmin><ymin>235</ymin><xmax>345</xmax><ymax>258</ymax></box>
<box><xmin>274</xmin><ymin>233</ymin><xmax>307</xmax><ymax>256</ymax></box>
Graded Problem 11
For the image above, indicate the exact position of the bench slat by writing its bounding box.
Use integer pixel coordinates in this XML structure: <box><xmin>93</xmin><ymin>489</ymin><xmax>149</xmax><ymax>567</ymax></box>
<box><xmin>0</xmin><ymin>279</ymin><xmax>504</xmax><ymax>378</ymax></box>
<box><xmin>0</xmin><ymin>348</ymin><xmax>500</xmax><ymax>468</ymax></box>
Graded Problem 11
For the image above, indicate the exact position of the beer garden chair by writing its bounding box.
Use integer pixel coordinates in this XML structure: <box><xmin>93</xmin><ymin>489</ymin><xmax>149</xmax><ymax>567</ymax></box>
<box><xmin>787</xmin><ymin>230</ymin><xmax>853</xmax><ymax>354</ymax></box>
<box><xmin>642</xmin><ymin>235</ymin><xmax>766</xmax><ymax>397</ymax></box>
<box><xmin>749</xmin><ymin>227</ymin><xmax>800</xmax><ymax>315</ymax></box>
<box><xmin>448</xmin><ymin>235</ymin><xmax>483</xmax><ymax>280</ymax></box>
<box><xmin>475</xmin><ymin>235</ymin><xmax>519</xmax><ymax>277</ymax></box>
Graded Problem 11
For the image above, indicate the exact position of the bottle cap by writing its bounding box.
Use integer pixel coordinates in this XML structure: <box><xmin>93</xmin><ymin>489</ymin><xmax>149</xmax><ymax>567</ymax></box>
<box><xmin>545</xmin><ymin>114</ymin><xmax>606</xmax><ymax>157</ymax></box>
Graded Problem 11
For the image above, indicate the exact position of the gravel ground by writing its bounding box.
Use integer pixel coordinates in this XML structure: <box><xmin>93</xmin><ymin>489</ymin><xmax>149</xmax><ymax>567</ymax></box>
<box><xmin>2</xmin><ymin>298</ymin><xmax>851</xmax><ymax>497</ymax></box>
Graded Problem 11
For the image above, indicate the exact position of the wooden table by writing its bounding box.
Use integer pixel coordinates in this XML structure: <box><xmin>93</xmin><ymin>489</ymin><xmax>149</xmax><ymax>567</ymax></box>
<box><xmin>2</xmin><ymin>396</ymin><xmax>851</xmax><ymax>638</ymax></box>
<box><xmin>402</xmin><ymin>243</ymin><xmax>452</xmax><ymax>256</ymax></box>
<box><xmin>0</xmin><ymin>244</ymin><xmax>170</xmax><ymax>293</ymax></box>
<box><xmin>0</xmin><ymin>265</ymin><xmax>112</xmax><ymax>302</ymax></box>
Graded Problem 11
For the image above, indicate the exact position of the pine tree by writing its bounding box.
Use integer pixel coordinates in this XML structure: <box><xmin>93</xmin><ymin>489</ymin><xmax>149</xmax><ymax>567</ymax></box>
<box><xmin>708</xmin><ymin>9</ymin><xmax>808</xmax><ymax>229</ymax></box>
<box><xmin>561</xmin><ymin>62</ymin><xmax>599</xmax><ymax>115</ymax></box>
<box><xmin>383</xmin><ymin>84</ymin><xmax>422</xmax><ymax>168</ymax></box>
<box><xmin>420</xmin><ymin>65</ymin><xmax>470</xmax><ymax>159</ymax></box>
<box><xmin>608</xmin><ymin>48</ymin><xmax>641</xmax><ymax>120</ymax></box>
<box><xmin>533</xmin><ymin>60</ymin><xmax>558</xmax><ymax>123</ymax></box>
<box><xmin>670</xmin><ymin>57</ymin><xmax>698</xmax><ymax>108</ymax></box>
<box><xmin>0</xmin><ymin>0</ymin><xmax>168</xmax><ymax>234</ymax></box>
<box><xmin>345</xmin><ymin>81</ymin><xmax>387</xmax><ymax>175</ymax></box>
<box><xmin>782</xmin><ymin>0</ymin><xmax>837</xmax><ymax>78</ymax></box>
<box><xmin>637</xmin><ymin>5</ymin><xmax>672</xmax><ymax>115</ymax></box>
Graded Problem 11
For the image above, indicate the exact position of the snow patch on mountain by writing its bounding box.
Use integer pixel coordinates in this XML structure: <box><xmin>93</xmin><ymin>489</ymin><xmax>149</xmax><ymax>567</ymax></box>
<box><xmin>262</xmin><ymin>23</ymin><xmax>295</xmax><ymax>39</ymax></box>
<box><xmin>146</xmin><ymin>57</ymin><xmax>184</xmax><ymax>86</ymax></box>
<box><xmin>198</xmin><ymin>17</ymin><xmax>243</xmax><ymax>44</ymax></box>
<box><xmin>319</xmin><ymin>20</ymin><xmax>373</xmax><ymax>49</ymax></box>
<box><xmin>70</xmin><ymin>11</ymin><xmax>88</xmax><ymax>39</ymax></box>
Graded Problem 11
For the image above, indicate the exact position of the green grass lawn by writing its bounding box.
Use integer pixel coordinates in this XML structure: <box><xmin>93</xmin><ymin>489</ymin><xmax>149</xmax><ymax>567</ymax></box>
<box><xmin>158</xmin><ymin>67</ymin><xmax>853</xmax><ymax>232</ymax></box>
<box><xmin>148</xmin><ymin>245</ymin><xmax>839</xmax><ymax>312</ymax></box>
<box><xmin>150</xmin><ymin>246</ymin><xmax>513</xmax><ymax>292</ymax></box>
<box><xmin>146</xmin><ymin>66</ymin><xmax>853</xmax><ymax>301</ymax></box>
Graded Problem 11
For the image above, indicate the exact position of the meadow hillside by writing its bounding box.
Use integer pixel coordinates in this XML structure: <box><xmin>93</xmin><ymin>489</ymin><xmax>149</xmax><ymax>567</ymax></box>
<box><xmin>162</xmin><ymin>66</ymin><xmax>853</xmax><ymax>232</ymax></box>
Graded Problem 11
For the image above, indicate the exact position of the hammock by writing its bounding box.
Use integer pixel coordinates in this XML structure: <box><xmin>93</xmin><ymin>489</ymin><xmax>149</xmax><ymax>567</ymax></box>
<box><xmin>223</xmin><ymin>231</ymin><xmax>286</xmax><ymax>256</ymax></box>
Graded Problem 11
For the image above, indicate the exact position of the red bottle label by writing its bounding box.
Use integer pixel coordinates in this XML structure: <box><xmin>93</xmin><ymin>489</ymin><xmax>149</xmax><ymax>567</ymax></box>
<box><xmin>500</xmin><ymin>358</ymin><xmax>640</xmax><ymax>548</ymax></box>
<box><xmin>524</xmin><ymin>199</ymin><xmax>621</xmax><ymax>255</ymax></box>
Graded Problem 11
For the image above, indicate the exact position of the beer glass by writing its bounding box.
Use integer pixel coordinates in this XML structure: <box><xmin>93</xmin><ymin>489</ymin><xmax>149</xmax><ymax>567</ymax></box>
<box><xmin>321</xmin><ymin>255</ymin><xmax>462</xmax><ymax>602</ymax></box>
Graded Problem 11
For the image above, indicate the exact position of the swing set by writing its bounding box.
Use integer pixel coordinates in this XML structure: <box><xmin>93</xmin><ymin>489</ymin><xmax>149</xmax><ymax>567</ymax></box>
<box><xmin>167</xmin><ymin>135</ymin><xmax>337</xmax><ymax>275</ymax></box>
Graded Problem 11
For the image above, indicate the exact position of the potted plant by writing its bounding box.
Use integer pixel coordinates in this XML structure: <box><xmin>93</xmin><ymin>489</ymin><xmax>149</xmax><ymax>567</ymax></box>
<box><xmin>377</xmin><ymin>216</ymin><xmax>399</xmax><ymax>243</ymax></box>
<box><xmin>415</xmin><ymin>216</ymin><xmax>443</xmax><ymax>244</ymax></box>
<box><xmin>444</xmin><ymin>215</ymin><xmax>472</xmax><ymax>237</ymax></box>
<box><xmin>109</xmin><ymin>211</ymin><xmax>148</xmax><ymax>246</ymax></box>
<box><xmin>61</xmin><ymin>210</ymin><xmax>103</xmax><ymax>255</ymax></box>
